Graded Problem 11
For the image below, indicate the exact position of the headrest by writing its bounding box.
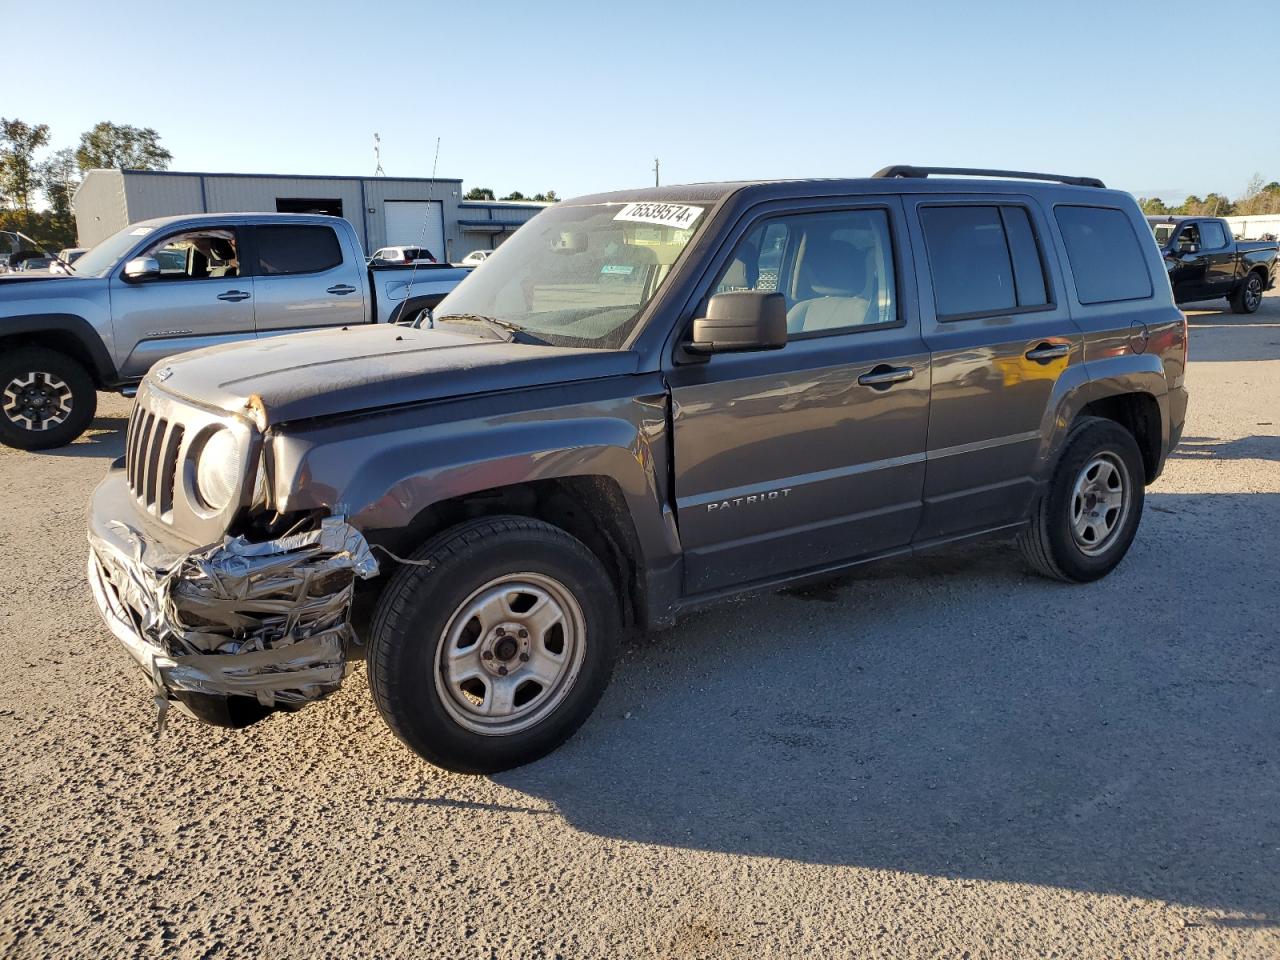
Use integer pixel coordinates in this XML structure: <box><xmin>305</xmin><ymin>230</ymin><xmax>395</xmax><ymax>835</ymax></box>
<box><xmin>803</xmin><ymin>237</ymin><xmax>866</xmax><ymax>297</ymax></box>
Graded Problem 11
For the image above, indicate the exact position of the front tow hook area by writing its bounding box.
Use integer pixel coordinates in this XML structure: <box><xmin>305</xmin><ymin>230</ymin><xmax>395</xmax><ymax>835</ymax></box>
<box><xmin>88</xmin><ymin>515</ymin><xmax>380</xmax><ymax>731</ymax></box>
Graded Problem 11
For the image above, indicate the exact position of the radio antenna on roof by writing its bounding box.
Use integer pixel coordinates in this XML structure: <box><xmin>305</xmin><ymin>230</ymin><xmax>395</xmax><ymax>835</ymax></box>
<box><xmin>374</xmin><ymin>132</ymin><xmax>386</xmax><ymax>177</ymax></box>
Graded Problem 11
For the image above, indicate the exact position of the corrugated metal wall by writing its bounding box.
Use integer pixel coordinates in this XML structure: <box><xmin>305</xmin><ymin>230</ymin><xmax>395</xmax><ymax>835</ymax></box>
<box><xmin>72</xmin><ymin>170</ymin><xmax>129</xmax><ymax>246</ymax></box>
<box><xmin>363</xmin><ymin>178</ymin><xmax>462</xmax><ymax>260</ymax></box>
<box><xmin>74</xmin><ymin>172</ymin><xmax>545</xmax><ymax>260</ymax></box>
<box><xmin>123</xmin><ymin>174</ymin><xmax>204</xmax><ymax>225</ymax></box>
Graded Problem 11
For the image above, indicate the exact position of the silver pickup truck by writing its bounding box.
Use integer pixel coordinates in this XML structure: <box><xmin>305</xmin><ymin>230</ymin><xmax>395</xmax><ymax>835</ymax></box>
<box><xmin>0</xmin><ymin>213</ymin><xmax>471</xmax><ymax>449</ymax></box>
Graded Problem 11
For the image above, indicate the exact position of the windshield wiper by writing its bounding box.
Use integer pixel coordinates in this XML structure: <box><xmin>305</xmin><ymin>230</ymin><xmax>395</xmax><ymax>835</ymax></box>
<box><xmin>430</xmin><ymin>313</ymin><xmax>543</xmax><ymax>344</ymax></box>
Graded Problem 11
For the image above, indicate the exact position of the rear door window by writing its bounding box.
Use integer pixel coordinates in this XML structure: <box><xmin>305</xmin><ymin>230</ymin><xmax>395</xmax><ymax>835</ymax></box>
<box><xmin>1053</xmin><ymin>206</ymin><xmax>1154</xmax><ymax>304</ymax></box>
<box><xmin>919</xmin><ymin>204</ymin><xmax>1050</xmax><ymax>319</ymax></box>
<box><xmin>256</xmin><ymin>225</ymin><xmax>344</xmax><ymax>276</ymax></box>
<box><xmin>1199</xmin><ymin>220</ymin><xmax>1227</xmax><ymax>249</ymax></box>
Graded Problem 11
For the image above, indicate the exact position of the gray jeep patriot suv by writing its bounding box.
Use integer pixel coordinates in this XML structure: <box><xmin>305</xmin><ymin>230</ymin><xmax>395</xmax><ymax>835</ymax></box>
<box><xmin>87</xmin><ymin>167</ymin><xmax>1188</xmax><ymax>773</ymax></box>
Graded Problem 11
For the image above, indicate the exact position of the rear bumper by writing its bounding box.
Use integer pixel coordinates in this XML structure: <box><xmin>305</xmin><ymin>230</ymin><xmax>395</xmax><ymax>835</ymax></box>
<box><xmin>87</xmin><ymin>467</ymin><xmax>378</xmax><ymax>724</ymax></box>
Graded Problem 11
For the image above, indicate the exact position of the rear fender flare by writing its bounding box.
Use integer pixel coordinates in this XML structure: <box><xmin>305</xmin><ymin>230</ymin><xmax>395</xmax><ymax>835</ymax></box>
<box><xmin>1036</xmin><ymin>353</ymin><xmax>1168</xmax><ymax>482</ymax></box>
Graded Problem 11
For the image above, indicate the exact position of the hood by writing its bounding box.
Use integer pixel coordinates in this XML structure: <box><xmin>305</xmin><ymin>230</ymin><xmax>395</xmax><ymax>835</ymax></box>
<box><xmin>0</xmin><ymin>272</ymin><xmax>85</xmax><ymax>287</ymax></box>
<box><xmin>152</xmin><ymin>323</ymin><xmax>641</xmax><ymax>425</ymax></box>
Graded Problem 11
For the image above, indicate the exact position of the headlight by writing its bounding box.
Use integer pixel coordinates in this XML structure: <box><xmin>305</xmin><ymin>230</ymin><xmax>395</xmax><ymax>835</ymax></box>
<box><xmin>194</xmin><ymin>427</ymin><xmax>265</xmax><ymax>511</ymax></box>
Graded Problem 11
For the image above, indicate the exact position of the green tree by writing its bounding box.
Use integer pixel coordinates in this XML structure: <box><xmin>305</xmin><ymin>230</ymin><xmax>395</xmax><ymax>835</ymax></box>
<box><xmin>464</xmin><ymin>186</ymin><xmax>495</xmax><ymax>200</ymax></box>
<box><xmin>501</xmin><ymin>190</ymin><xmax>526</xmax><ymax>201</ymax></box>
<box><xmin>38</xmin><ymin>148</ymin><xmax>79</xmax><ymax>243</ymax></box>
<box><xmin>76</xmin><ymin>121</ymin><xmax>172</xmax><ymax>171</ymax></box>
<box><xmin>0</xmin><ymin>117</ymin><xmax>52</xmax><ymax>221</ymax></box>
<box><xmin>1138</xmin><ymin>197</ymin><xmax>1169</xmax><ymax>215</ymax></box>
<box><xmin>1202</xmin><ymin>192</ymin><xmax>1234</xmax><ymax>216</ymax></box>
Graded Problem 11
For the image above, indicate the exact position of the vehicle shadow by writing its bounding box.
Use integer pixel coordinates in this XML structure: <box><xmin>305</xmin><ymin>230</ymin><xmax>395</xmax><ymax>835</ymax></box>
<box><xmin>1169</xmin><ymin>434</ymin><xmax>1280</xmax><ymax>462</ymax></box>
<box><xmin>1185</xmin><ymin>294</ymin><xmax>1280</xmax><ymax>362</ymax></box>
<box><xmin>38</xmin><ymin>415</ymin><xmax>127</xmax><ymax>459</ymax></box>
<box><xmin>494</xmin><ymin>492</ymin><xmax>1280</xmax><ymax>921</ymax></box>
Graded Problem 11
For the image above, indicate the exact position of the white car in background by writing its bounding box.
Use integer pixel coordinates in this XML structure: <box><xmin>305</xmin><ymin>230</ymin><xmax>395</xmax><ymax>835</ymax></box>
<box><xmin>457</xmin><ymin>249</ymin><xmax>492</xmax><ymax>267</ymax></box>
<box><xmin>368</xmin><ymin>245</ymin><xmax>437</xmax><ymax>265</ymax></box>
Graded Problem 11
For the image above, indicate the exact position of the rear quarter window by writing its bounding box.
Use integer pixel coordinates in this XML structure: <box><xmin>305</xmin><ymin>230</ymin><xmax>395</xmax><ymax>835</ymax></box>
<box><xmin>256</xmin><ymin>225</ymin><xmax>344</xmax><ymax>276</ymax></box>
<box><xmin>1053</xmin><ymin>206</ymin><xmax>1153</xmax><ymax>304</ymax></box>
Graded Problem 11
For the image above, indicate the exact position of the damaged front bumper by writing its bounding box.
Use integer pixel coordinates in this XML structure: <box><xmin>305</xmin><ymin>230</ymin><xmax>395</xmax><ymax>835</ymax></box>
<box><xmin>87</xmin><ymin>468</ymin><xmax>378</xmax><ymax>727</ymax></box>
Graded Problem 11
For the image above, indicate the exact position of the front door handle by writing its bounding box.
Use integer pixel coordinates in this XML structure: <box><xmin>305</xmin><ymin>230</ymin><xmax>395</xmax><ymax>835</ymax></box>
<box><xmin>327</xmin><ymin>284</ymin><xmax>357</xmax><ymax>295</ymax></box>
<box><xmin>857</xmin><ymin>365</ymin><xmax>915</xmax><ymax>388</ymax></box>
<box><xmin>1025</xmin><ymin>342</ymin><xmax>1070</xmax><ymax>363</ymax></box>
<box><xmin>217</xmin><ymin>290</ymin><xmax>251</xmax><ymax>302</ymax></box>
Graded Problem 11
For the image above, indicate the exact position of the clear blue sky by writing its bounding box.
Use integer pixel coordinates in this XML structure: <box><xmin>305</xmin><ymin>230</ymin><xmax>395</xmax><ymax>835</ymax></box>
<box><xmin>7</xmin><ymin>0</ymin><xmax>1274</xmax><ymax>203</ymax></box>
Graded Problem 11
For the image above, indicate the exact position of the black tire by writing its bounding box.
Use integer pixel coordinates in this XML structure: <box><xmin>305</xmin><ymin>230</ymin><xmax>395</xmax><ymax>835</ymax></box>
<box><xmin>367</xmin><ymin>516</ymin><xmax>620</xmax><ymax>774</ymax></box>
<box><xmin>1017</xmin><ymin>417</ymin><xmax>1146</xmax><ymax>583</ymax></box>
<box><xmin>0</xmin><ymin>346</ymin><xmax>97</xmax><ymax>450</ymax></box>
<box><xmin>1229</xmin><ymin>270</ymin><xmax>1265</xmax><ymax>315</ymax></box>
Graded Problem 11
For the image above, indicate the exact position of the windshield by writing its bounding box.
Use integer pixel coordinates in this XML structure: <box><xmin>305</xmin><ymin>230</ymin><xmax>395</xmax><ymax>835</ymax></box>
<box><xmin>435</xmin><ymin>200</ymin><xmax>707</xmax><ymax>348</ymax></box>
<box><xmin>1150</xmin><ymin>222</ymin><xmax>1177</xmax><ymax>247</ymax></box>
<box><xmin>71</xmin><ymin>224</ymin><xmax>156</xmax><ymax>277</ymax></box>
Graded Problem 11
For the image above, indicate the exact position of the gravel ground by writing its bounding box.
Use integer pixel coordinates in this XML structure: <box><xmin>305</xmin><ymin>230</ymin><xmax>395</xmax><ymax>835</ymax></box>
<box><xmin>1</xmin><ymin>293</ymin><xmax>1277</xmax><ymax>959</ymax></box>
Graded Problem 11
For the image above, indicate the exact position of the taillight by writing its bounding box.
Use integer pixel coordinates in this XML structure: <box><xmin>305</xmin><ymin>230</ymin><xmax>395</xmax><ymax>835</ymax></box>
<box><xmin>1182</xmin><ymin>312</ymin><xmax>1189</xmax><ymax>369</ymax></box>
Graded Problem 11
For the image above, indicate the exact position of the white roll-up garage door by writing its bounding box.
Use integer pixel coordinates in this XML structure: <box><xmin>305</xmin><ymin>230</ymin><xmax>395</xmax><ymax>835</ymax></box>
<box><xmin>383</xmin><ymin>200</ymin><xmax>445</xmax><ymax>258</ymax></box>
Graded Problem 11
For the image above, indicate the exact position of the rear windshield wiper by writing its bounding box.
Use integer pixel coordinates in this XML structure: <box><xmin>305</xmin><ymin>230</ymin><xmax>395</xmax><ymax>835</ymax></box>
<box><xmin>430</xmin><ymin>313</ymin><xmax>544</xmax><ymax>345</ymax></box>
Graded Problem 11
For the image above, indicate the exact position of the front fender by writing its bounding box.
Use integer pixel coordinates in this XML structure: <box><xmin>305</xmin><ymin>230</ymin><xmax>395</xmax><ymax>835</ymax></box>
<box><xmin>268</xmin><ymin>377</ymin><xmax>679</xmax><ymax>577</ymax></box>
<box><xmin>1036</xmin><ymin>352</ymin><xmax>1170</xmax><ymax>482</ymax></box>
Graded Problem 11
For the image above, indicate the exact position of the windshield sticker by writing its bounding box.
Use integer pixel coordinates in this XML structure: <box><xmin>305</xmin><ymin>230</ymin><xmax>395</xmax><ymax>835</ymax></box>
<box><xmin>129</xmin><ymin>226</ymin><xmax>154</xmax><ymax>236</ymax></box>
<box><xmin>614</xmin><ymin>202</ymin><xmax>704</xmax><ymax>230</ymax></box>
<box><xmin>601</xmin><ymin>264</ymin><xmax>635</xmax><ymax>276</ymax></box>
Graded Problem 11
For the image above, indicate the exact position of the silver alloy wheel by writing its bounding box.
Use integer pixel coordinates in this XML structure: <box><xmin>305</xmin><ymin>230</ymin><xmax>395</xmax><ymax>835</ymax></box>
<box><xmin>1244</xmin><ymin>275</ymin><xmax>1262</xmax><ymax>311</ymax></box>
<box><xmin>1</xmin><ymin>371</ymin><xmax>74</xmax><ymax>431</ymax></box>
<box><xmin>1069</xmin><ymin>452</ymin><xmax>1131</xmax><ymax>556</ymax></box>
<box><xmin>434</xmin><ymin>572</ymin><xmax>586</xmax><ymax>736</ymax></box>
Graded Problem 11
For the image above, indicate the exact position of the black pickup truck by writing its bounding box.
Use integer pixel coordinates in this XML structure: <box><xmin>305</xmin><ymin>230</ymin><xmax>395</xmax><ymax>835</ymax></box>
<box><xmin>1147</xmin><ymin>215</ymin><xmax>1278</xmax><ymax>312</ymax></box>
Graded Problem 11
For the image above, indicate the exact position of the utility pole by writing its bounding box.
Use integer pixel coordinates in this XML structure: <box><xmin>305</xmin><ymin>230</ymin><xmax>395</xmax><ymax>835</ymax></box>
<box><xmin>374</xmin><ymin>133</ymin><xmax>385</xmax><ymax>177</ymax></box>
<box><xmin>653</xmin><ymin>157</ymin><xmax>660</xmax><ymax>187</ymax></box>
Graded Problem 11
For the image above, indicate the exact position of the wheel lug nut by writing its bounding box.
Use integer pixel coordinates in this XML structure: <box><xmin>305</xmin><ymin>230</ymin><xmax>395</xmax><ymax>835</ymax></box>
<box><xmin>518</xmin><ymin>628</ymin><xmax>528</xmax><ymax>639</ymax></box>
<box><xmin>497</xmin><ymin>665</ymin><xmax>508</xmax><ymax>676</ymax></box>
<box><xmin>519</xmin><ymin>652</ymin><xmax>529</xmax><ymax>662</ymax></box>
<box><xmin>496</xmin><ymin>627</ymin><xmax>506</xmax><ymax>636</ymax></box>
<box><xmin>482</xmin><ymin>650</ymin><xmax>494</xmax><ymax>660</ymax></box>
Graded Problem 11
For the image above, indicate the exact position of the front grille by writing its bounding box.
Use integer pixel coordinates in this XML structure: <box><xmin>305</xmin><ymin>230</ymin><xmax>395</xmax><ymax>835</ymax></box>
<box><xmin>125</xmin><ymin>398</ymin><xmax>184</xmax><ymax>518</ymax></box>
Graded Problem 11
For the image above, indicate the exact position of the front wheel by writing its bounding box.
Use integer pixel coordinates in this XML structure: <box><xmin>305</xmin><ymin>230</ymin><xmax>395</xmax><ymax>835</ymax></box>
<box><xmin>367</xmin><ymin>516</ymin><xmax>620</xmax><ymax>773</ymax></box>
<box><xmin>1230</xmin><ymin>271</ymin><xmax>1264</xmax><ymax>314</ymax></box>
<box><xmin>1018</xmin><ymin>417</ymin><xmax>1146</xmax><ymax>583</ymax></box>
<box><xmin>0</xmin><ymin>346</ymin><xmax>97</xmax><ymax>450</ymax></box>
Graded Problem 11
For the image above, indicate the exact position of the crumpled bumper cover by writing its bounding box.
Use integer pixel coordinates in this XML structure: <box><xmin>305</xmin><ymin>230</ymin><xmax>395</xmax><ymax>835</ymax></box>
<box><xmin>88</xmin><ymin>500</ymin><xmax>379</xmax><ymax>718</ymax></box>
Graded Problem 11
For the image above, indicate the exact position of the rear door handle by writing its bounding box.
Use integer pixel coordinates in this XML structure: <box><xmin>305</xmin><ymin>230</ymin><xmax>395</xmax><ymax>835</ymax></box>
<box><xmin>1025</xmin><ymin>343</ymin><xmax>1070</xmax><ymax>362</ymax></box>
<box><xmin>857</xmin><ymin>365</ymin><xmax>915</xmax><ymax>388</ymax></box>
<box><xmin>217</xmin><ymin>290</ymin><xmax>251</xmax><ymax>302</ymax></box>
<box><xmin>327</xmin><ymin>284</ymin><xmax>357</xmax><ymax>295</ymax></box>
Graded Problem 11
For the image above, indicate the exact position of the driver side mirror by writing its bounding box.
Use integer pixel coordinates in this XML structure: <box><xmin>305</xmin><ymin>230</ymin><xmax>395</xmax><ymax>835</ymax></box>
<box><xmin>687</xmin><ymin>291</ymin><xmax>787</xmax><ymax>355</ymax></box>
<box><xmin>123</xmin><ymin>256</ymin><xmax>161</xmax><ymax>281</ymax></box>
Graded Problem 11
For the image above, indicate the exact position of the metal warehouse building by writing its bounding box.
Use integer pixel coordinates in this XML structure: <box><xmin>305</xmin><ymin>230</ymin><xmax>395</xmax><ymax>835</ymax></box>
<box><xmin>73</xmin><ymin>169</ymin><xmax>547</xmax><ymax>261</ymax></box>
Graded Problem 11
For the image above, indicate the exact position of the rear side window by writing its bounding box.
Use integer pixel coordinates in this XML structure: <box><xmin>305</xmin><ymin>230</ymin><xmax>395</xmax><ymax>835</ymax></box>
<box><xmin>1053</xmin><ymin>206</ymin><xmax>1153</xmax><ymax>304</ymax></box>
<box><xmin>919</xmin><ymin>205</ymin><xmax>1050</xmax><ymax>319</ymax></box>
<box><xmin>256</xmin><ymin>225</ymin><xmax>343</xmax><ymax>276</ymax></box>
<box><xmin>1199</xmin><ymin>220</ymin><xmax>1227</xmax><ymax>249</ymax></box>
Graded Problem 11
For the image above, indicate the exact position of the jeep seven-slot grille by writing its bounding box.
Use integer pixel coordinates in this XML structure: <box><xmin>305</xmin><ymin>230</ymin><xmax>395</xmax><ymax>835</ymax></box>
<box><xmin>125</xmin><ymin>402</ymin><xmax>183</xmax><ymax>518</ymax></box>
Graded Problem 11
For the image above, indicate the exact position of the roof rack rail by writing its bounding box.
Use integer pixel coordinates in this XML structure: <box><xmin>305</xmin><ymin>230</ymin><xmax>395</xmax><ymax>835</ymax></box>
<box><xmin>872</xmin><ymin>165</ymin><xmax>1106</xmax><ymax>189</ymax></box>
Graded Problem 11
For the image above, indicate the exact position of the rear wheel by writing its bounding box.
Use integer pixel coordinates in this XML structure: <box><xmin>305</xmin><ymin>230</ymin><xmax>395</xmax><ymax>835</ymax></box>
<box><xmin>1230</xmin><ymin>271</ymin><xmax>1265</xmax><ymax>314</ymax></box>
<box><xmin>1018</xmin><ymin>417</ymin><xmax>1145</xmax><ymax>582</ymax></box>
<box><xmin>367</xmin><ymin>516</ymin><xmax>620</xmax><ymax>773</ymax></box>
<box><xmin>0</xmin><ymin>346</ymin><xmax>97</xmax><ymax>450</ymax></box>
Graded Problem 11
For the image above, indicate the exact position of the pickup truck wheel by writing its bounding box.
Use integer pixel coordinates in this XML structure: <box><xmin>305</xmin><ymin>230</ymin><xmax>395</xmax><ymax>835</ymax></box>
<box><xmin>1017</xmin><ymin>417</ymin><xmax>1145</xmax><ymax>583</ymax></box>
<box><xmin>367</xmin><ymin>516</ymin><xmax>619</xmax><ymax>774</ymax></box>
<box><xmin>1230</xmin><ymin>271</ymin><xmax>1265</xmax><ymax>314</ymax></box>
<box><xmin>0</xmin><ymin>346</ymin><xmax>97</xmax><ymax>450</ymax></box>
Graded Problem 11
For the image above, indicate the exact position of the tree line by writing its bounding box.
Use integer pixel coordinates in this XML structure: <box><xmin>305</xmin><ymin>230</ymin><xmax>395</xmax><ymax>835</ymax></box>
<box><xmin>0</xmin><ymin>118</ymin><xmax>172</xmax><ymax>249</ymax></box>
<box><xmin>1139</xmin><ymin>174</ymin><xmax>1280</xmax><ymax>218</ymax></box>
<box><xmin>464</xmin><ymin>187</ymin><xmax>559</xmax><ymax>203</ymax></box>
